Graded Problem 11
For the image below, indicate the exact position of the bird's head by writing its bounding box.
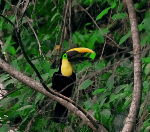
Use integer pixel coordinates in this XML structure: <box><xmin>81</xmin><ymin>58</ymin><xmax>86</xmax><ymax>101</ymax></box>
<box><xmin>61</xmin><ymin>47</ymin><xmax>96</xmax><ymax>76</ymax></box>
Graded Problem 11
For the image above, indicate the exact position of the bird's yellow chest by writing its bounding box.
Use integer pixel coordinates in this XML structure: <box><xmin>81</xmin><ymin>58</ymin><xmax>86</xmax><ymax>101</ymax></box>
<box><xmin>61</xmin><ymin>59</ymin><xmax>73</xmax><ymax>77</ymax></box>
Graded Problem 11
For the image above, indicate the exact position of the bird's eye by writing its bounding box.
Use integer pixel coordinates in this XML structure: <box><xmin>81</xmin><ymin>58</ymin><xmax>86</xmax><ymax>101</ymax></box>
<box><xmin>63</xmin><ymin>53</ymin><xmax>67</xmax><ymax>59</ymax></box>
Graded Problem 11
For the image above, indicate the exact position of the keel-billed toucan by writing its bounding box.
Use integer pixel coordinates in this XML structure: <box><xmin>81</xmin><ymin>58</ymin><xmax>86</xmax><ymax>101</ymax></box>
<box><xmin>52</xmin><ymin>47</ymin><xmax>96</xmax><ymax>123</ymax></box>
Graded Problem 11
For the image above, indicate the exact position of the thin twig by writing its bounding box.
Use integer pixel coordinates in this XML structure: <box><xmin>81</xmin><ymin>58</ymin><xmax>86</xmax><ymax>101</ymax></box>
<box><xmin>25</xmin><ymin>16</ymin><xmax>45</xmax><ymax>59</ymax></box>
<box><xmin>77</xmin><ymin>3</ymin><xmax>126</xmax><ymax>50</ymax></box>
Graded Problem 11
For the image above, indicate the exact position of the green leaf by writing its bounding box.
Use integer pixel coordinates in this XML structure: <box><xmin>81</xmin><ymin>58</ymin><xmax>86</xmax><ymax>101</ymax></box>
<box><xmin>144</xmin><ymin>64</ymin><xmax>150</xmax><ymax>75</ymax></box>
<box><xmin>0</xmin><ymin>97</ymin><xmax>17</xmax><ymax>108</ymax></box>
<box><xmin>101</xmin><ymin>28</ymin><xmax>109</xmax><ymax>35</ymax></box>
<box><xmin>95</xmin><ymin>60</ymin><xmax>105</xmax><ymax>70</ymax></box>
<box><xmin>114</xmin><ymin>84</ymin><xmax>130</xmax><ymax>94</ymax></box>
<box><xmin>7</xmin><ymin>46</ymin><xmax>16</xmax><ymax>55</ymax></box>
<box><xmin>0</xmin><ymin>74</ymin><xmax>9</xmax><ymax>83</ymax></box>
<box><xmin>80</xmin><ymin>79</ymin><xmax>93</xmax><ymax>90</ymax></box>
<box><xmin>42</xmin><ymin>60</ymin><xmax>51</xmax><ymax>73</ymax></box>
<box><xmin>96</xmin><ymin>3</ymin><xmax>116</xmax><ymax>21</ymax></box>
<box><xmin>64</xmin><ymin>40</ymin><xmax>70</xmax><ymax>50</ymax></box>
<box><xmin>77</xmin><ymin>61</ymin><xmax>92</xmax><ymax>73</ymax></box>
<box><xmin>87</xmin><ymin>34</ymin><xmax>97</xmax><ymax>49</ymax></box>
<box><xmin>92</xmin><ymin>88</ymin><xmax>105</xmax><ymax>95</ymax></box>
<box><xmin>112</xmin><ymin>13</ymin><xmax>127</xmax><ymax>20</ymax></box>
<box><xmin>49</xmin><ymin>69</ymin><xmax>58</xmax><ymax>77</ymax></box>
<box><xmin>138</xmin><ymin>22</ymin><xmax>144</xmax><ymax>31</ymax></box>
<box><xmin>0</xmin><ymin>124</ymin><xmax>9</xmax><ymax>132</ymax></box>
<box><xmin>90</xmin><ymin>52</ymin><xmax>96</xmax><ymax>59</ymax></box>
<box><xmin>51</xmin><ymin>13</ymin><xmax>60</xmax><ymax>22</ymax></box>
<box><xmin>11</xmin><ymin>60</ymin><xmax>20</xmax><ymax>71</ymax></box>
<box><xmin>106</xmin><ymin>75</ymin><xmax>114</xmax><ymax>90</ymax></box>
<box><xmin>142</xmin><ymin>57</ymin><xmax>150</xmax><ymax>63</ymax></box>
<box><xmin>85</xmin><ymin>23</ymin><xmax>91</xmax><ymax>26</ymax></box>
<box><xmin>0</xmin><ymin>18</ymin><xmax>4</xmax><ymax>28</ymax></box>
<box><xmin>90</xmin><ymin>0</ymin><xmax>93</xmax><ymax>4</ymax></box>
<box><xmin>84</xmin><ymin>100</ymin><xmax>92</xmax><ymax>111</ymax></box>
<box><xmin>35</xmin><ymin>93</ymin><xmax>45</xmax><ymax>104</ymax></box>
<box><xmin>3</xmin><ymin>79</ymin><xmax>15</xmax><ymax>87</ymax></box>
<box><xmin>96</xmin><ymin>7</ymin><xmax>111</xmax><ymax>21</ymax></box>
<box><xmin>141</xmin><ymin>34</ymin><xmax>148</xmax><ymax>46</ymax></box>
<box><xmin>101</xmin><ymin>109</ymin><xmax>111</xmax><ymax>122</ymax></box>
<box><xmin>2</xmin><ymin>35</ymin><xmax>12</xmax><ymax>52</ymax></box>
<box><xmin>94</xmin><ymin>30</ymin><xmax>104</xmax><ymax>44</ymax></box>
<box><xmin>97</xmin><ymin>92</ymin><xmax>110</xmax><ymax>103</ymax></box>
<box><xmin>122</xmin><ymin>97</ymin><xmax>131</xmax><ymax>110</ymax></box>
<box><xmin>4</xmin><ymin>3</ymin><xmax>11</xmax><ymax>10</ymax></box>
<box><xmin>118</xmin><ymin>2</ymin><xmax>124</xmax><ymax>11</ymax></box>
<box><xmin>17</xmin><ymin>105</ymin><xmax>33</xmax><ymax>111</ymax></box>
<box><xmin>143</xmin><ymin>18</ymin><xmax>150</xmax><ymax>31</ymax></box>
<box><xmin>109</xmin><ymin>93</ymin><xmax>125</xmax><ymax>103</ymax></box>
<box><xmin>119</xmin><ymin>31</ymin><xmax>131</xmax><ymax>45</ymax></box>
<box><xmin>135</xmin><ymin>0</ymin><xmax>147</xmax><ymax>10</ymax></box>
<box><xmin>84</xmin><ymin>52</ymin><xmax>96</xmax><ymax>60</ymax></box>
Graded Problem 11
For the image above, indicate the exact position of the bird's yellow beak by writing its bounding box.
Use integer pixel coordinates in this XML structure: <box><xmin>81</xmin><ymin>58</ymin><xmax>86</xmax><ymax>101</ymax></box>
<box><xmin>66</xmin><ymin>47</ymin><xmax>96</xmax><ymax>60</ymax></box>
<box><xmin>61</xmin><ymin>47</ymin><xmax>96</xmax><ymax>76</ymax></box>
<box><xmin>67</xmin><ymin>47</ymin><xmax>94</xmax><ymax>54</ymax></box>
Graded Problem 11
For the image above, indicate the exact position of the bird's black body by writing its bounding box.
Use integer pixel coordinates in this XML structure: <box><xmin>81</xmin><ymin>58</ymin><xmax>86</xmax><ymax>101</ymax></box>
<box><xmin>51</xmin><ymin>47</ymin><xmax>95</xmax><ymax>123</ymax></box>
<box><xmin>52</xmin><ymin>67</ymin><xmax>76</xmax><ymax>123</ymax></box>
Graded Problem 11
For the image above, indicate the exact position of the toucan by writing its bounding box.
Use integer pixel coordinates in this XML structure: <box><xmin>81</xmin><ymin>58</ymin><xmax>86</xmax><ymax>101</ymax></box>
<box><xmin>52</xmin><ymin>47</ymin><xmax>96</xmax><ymax>123</ymax></box>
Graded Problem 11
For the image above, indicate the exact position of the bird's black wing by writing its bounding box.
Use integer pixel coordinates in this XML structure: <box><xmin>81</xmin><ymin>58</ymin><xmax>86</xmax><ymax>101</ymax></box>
<box><xmin>52</xmin><ymin>72</ymin><xmax>76</xmax><ymax>123</ymax></box>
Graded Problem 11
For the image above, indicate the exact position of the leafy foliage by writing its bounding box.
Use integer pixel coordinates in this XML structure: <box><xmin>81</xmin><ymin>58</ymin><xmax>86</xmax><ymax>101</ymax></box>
<box><xmin>0</xmin><ymin>0</ymin><xmax>150</xmax><ymax>131</ymax></box>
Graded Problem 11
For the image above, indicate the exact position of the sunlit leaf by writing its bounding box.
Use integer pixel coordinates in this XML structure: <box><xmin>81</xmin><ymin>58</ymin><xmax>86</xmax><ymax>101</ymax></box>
<box><xmin>51</xmin><ymin>13</ymin><xmax>60</xmax><ymax>22</ymax></box>
<box><xmin>92</xmin><ymin>88</ymin><xmax>105</xmax><ymax>95</ymax></box>
<box><xmin>96</xmin><ymin>3</ymin><xmax>116</xmax><ymax>21</ymax></box>
<box><xmin>142</xmin><ymin>57</ymin><xmax>150</xmax><ymax>63</ymax></box>
<box><xmin>7</xmin><ymin>46</ymin><xmax>16</xmax><ymax>55</ymax></box>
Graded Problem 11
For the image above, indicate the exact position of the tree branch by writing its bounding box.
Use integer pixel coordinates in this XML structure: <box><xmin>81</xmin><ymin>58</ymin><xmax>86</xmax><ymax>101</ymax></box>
<box><xmin>122</xmin><ymin>0</ymin><xmax>142</xmax><ymax>131</ymax></box>
<box><xmin>0</xmin><ymin>58</ymin><xmax>107</xmax><ymax>132</ymax></box>
<box><xmin>0</xmin><ymin>13</ymin><xmax>105</xmax><ymax>131</ymax></box>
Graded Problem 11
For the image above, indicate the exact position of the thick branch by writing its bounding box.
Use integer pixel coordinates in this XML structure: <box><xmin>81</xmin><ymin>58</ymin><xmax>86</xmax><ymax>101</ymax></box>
<box><xmin>122</xmin><ymin>0</ymin><xmax>142</xmax><ymax>132</ymax></box>
<box><xmin>0</xmin><ymin>13</ymin><xmax>102</xmax><ymax>131</ymax></box>
<box><xmin>0</xmin><ymin>58</ymin><xmax>107</xmax><ymax>132</ymax></box>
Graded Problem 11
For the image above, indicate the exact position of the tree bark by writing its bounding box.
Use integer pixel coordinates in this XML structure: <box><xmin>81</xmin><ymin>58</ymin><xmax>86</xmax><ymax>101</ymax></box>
<box><xmin>0</xmin><ymin>57</ymin><xmax>107</xmax><ymax>132</ymax></box>
<box><xmin>122</xmin><ymin>0</ymin><xmax>142</xmax><ymax>131</ymax></box>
